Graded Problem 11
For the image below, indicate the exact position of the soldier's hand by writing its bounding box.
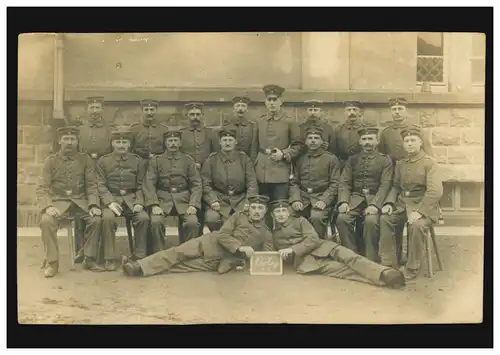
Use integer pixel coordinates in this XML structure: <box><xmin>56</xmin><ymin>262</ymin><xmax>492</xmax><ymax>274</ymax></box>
<box><xmin>278</xmin><ymin>248</ymin><xmax>294</xmax><ymax>260</ymax></box>
<box><xmin>238</xmin><ymin>246</ymin><xmax>255</xmax><ymax>258</ymax></box>
<box><xmin>321</xmin><ymin>141</ymin><xmax>329</xmax><ymax>150</ymax></box>
<box><xmin>292</xmin><ymin>201</ymin><xmax>304</xmax><ymax>211</ymax></box>
<box><xmin>408</xmin><ymin>211</ymin><xmax>423</xmax><ymax>224</ymax></box>
<box><xmin>109</xmin><ymin>202</ymin><xmax>123</xmax><ymax>216</ymax></box>
<box><xmin>364</xmin><ymin>205</ymin><xmax>379</xmax><ymax>216</ymax></box>
<box><xmin>89</xmin><ymin>207</ymin><xmax>102</xmax><ymax>217</ymax></box>
<box><xmin>381</xmin><ymin>204</ymin><xmax>393</xmax><ymax>215</ymax></box>
<box><xmin>313</xmin><ymin>201</ymin><xmax>327</xmax><ymax>210</ymax></box>
<box><xmin>270</xmin><ymin>149</ymin><xmax>284</xmax><ymax>162</ymax></box>
<box><xmin>152</xmin><ymin>206</ymin><xmax>164</xmax><ymax>215</ymax></box>
<box><xmin>186</xmin><ymin>206</ymin><xmax>197</xmax><ymax>215</ymax></box>
<box><xmin>338</xmin><ymin>203</ymin><xmax>350</xmax><ymax>214</ymax></box>
<box><xmin>211</xmin><ymin>202</ymin><xmax>221</xmax><ymax>211</ymax></box>
<box><xmin>45</xmin><ymin>206</ymin><xmax>61</xmax><ymax>217</ymax></box>
<box><xmin>133</xmin><ymin>204</ymin><xmax>144</xmax><ymax>213</ymax></box>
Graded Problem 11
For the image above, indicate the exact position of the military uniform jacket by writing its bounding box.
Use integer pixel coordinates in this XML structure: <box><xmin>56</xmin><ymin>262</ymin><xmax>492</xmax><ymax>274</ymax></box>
<box><xmin>289</xmin><ymin>149</ymin><xmax>341</xmax><ymax>207</ymax></box>
<box><xmin>131</xmin><ymin>120</ymin><xmax>169</xmax><ymax>159</ymax></box>
<box><xmin>96</xmin><ymin>152</ymin><xmax>147</xmax><ymax>210</ymax></box>
<box><xmin>201</xmin><ymin>150</ymin><xmax>258</xmax><ymax>217</ymax></box>
<box><xmin>78</xmin><ymin>116</ymin><xmax>115</xmax><ymax>160</ymax></box>
<box><xmin>254</xmin><ymin>111</ymin><xmax>303</xmax><ymax>183</ymax></box>
<box><xmin>333</xmin><ymin>119</ymin><xmax>364</xmax><ymax>162</ymax></box>
<box><xmin>299</xmin><ymin>118</ymin><xmax>337</xmax><ymax>155</ymax></box>
<box><xmin>143</xmin><ymin>151</ymin><xmax>202</xmax><ymax>215</ymax></box>
<box><xmin>384</xmin><ymin>150</ymin><xmax>443</xmax><ymax>223</ymax></box>
<box><xmin>36</xmin><ymin>151</ymin><xmax>99</xmax><ymax>214</ymax></box>
<box><xmin>179</xmin><ymin>124</ymin><xmax>219</xmax><ymax>168</ymax></box>
<box><xmin>338</xmin><ymin>151</ymin><xmax>394</xmax><ymax>210</ymax></box>
<box><xmin>222</xmin><ymin>116</ymin><xmax>258</xmax><ymax>162</ymax></box>
<box><xmin>378</xmin><ymin>122</ymin><xmax>434</xmax><ymax>162</ymax></box>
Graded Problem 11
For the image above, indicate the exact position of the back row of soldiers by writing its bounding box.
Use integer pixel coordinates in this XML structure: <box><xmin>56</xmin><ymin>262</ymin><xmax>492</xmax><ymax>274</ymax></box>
<box><xmin>37</xmin><ymin>84</ymin><xmax>440</xmax><ymax>283</ymax></box>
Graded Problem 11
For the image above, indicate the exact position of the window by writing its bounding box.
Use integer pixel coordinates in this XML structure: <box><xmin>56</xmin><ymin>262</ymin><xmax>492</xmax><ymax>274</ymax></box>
<box><xmin>459</xmin><ymin>182</ymin><xmax>484</xmax><ymax>210</ymax></box>
<box><xmin>416</xmin><ymin>32</ymin><xmax>446</xmax><ymax>84</ymax></box>
<box><xmin>471</xmin><ymin>33</ymin><xmax>486</xmax><ymax>86</ymax></box>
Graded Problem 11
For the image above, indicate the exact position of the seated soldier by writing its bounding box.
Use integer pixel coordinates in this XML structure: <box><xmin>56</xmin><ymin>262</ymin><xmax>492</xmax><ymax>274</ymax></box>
<box><xmin>270</xmin><ymin>200</ymin><xmax>405</xmax><ymax>289</ymax></box>
<box><xmin>379</xmin><ymin>126</ymin><xmax>443</xmax><ymax>280</ymax></box>
<box><xmin>201</xmin><ymin>128</ymin><xmax>258</xmax><ymax>232</ymax></box>
<box><xmin>36</xmin><ymin>126</ymin><xmax>102</xmax><ymax>277</ymax></box>
<box><xmin>289</xmin><ymin>126</ymin><xmax>341</xmax><ymax>238</ymax></box>
<box><xmin>96</xmin><ymin>127</ymin><xmax>150</xmax><ymax>269</ymax></box>
<box><xmin>120</xmin><ymin>195</ymin><xmax>273</xmax><ymax>277</ymax></box>
<box><xmin>335</xmin><ymin>126</ymin><xmax>393</xmax><ymax>262</ymax></box>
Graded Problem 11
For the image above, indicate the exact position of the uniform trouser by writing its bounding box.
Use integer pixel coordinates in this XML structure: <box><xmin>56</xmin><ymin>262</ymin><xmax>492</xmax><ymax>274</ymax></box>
<box><xmin>258</xmin><ymin>182</ymin><xmax>289</xmax><ymax>228</ymax></box>
<box><xmin>297</xmin><ymin>243</ymin><xmax>390</xmax><ymax>286</ymax></box>
<box><xmin>137</xmin><ymin>237</ymin><xmax>220</xmax><ymax>276</ymax></box>
<box><xmin>335</xmin><ymin>204</ymin><xmax>380</xmax><ymax>262</ymax></box>
<box><xmin>39</xmin><ymin>203</ymin><xmax>101</xmax><ymax>263</ymax></box>
<box><xmin>101</xmin><ymin>205</ymin><xmax>150</xmax><ymax>260</ymax></box>
<box><xmin>380</xmin><ymin>211</ymin><xmax>431</xmax><ymax>271</ymax></box>
<box><xmin>205</xmin><ymin>208</ymin><xmax>234</xmax><ymax>232</ymax></box>
<box><xmin>149</xmin><ymin>206</ymin><xmax>199</xmax><ymax>254</ymax></box>
<box><xmin>196</xmin><ymin>207</ymin><xmax>206</xmax><ymax>237</ymax></box>
<box><xmin>297</xmin><ymin>205</ymin><xmax>331</xmax><ymax>239</ymax></box>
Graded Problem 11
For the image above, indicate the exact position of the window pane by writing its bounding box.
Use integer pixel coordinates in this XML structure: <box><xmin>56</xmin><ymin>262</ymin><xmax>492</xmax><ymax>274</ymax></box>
<box><xmin>460</xmin><ymin>183</ymin><xmax>483</xmax><ymax>209</ymax></box>
<box><xmin>417</xmin><ymin>56</ymin><xmax>444</xmax><ymax>82</ymax></box>
<box><xmin>471</xmin><ymin>58</ymin><xmax>485</xmax><ymax>84</ymax></box>
<box><xmin>472</xmin><ymin>33</ymin><xmax>486</xmax><ymax>57</ymax></box>
<box><xmin>440</xmin><ymin>182</ymin><xmax>454</xmax><ymax>209</ymax></box>
<box><xmin>417</xmin><ymin>33</ymin><xmax>444</xmax><ymax>56</ymax></box>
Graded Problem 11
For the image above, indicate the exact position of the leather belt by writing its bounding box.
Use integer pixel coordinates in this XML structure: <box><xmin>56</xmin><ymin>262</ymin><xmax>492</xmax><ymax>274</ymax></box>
<box><xmin>160</xmin><ymin>187</ymin><xmax>188</xmax><ymax>193</ymax></box>
<box><xmin>111</xmin><ymin>188</ymin><xmax>137</xmax><ymax>196</ymax></box>
<box><xmin>300</xmin><ymin>185</ymin><xmax>328</xmax><ymax>194</ymax></box>
<box><xmin>89</xmin><ymin>153</ymin><xmax>99</xmax><ymax>160</ymax></box>
<box><xmin>259</xmin><ymin>148</ymin><xmax>278</xmax><ymax>155</ymax></box>
<box><xmin>52</xmin><ymin>188</ymin><xmax>84</xmax><ymax>197</ymax></box>
<box><xmin>354</xmin><ymin>188</ymin><xmax>378</xmax><ymax>195</ymax></box>
<box><xmin>402</xmin><ymin>190</ymin><xmax>426</xmax><ymax>198</ymax></box>
<box><xmin>213</xmin><ymin>187</ymin><xmax>244</xmax><ymax>197</ymax></box>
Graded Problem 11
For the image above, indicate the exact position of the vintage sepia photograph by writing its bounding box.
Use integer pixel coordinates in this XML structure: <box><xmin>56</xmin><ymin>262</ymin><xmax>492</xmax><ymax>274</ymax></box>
<box><xmin>16</xmin><ymin>30</ymin><xmax>486</xmax><ymax>327</ymax></box>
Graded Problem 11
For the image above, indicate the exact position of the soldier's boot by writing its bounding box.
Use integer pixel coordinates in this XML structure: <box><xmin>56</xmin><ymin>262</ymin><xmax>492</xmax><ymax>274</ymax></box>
<box><xmin>380</xmin><ymin>268</ymin><xmax>405</xmax><ymax>289</ymax></box>
<box><xmin>402</xmin><ymin>267</ymin><xmax>418</xmax><ymax>281</ymax></box>
<box><xmin>121</xmin><ymin>256</ymin><xmax>144</xmax><ymax>277</ymax></box>
<box><xmin>44</xmin><ymin>261</ymin><xmax>59</xmax><ymax>278</ymax></box>
<box><xmin>82</xmin><ymin>257</ymin><xmax>106</xmax><ymax>272</ymax></box>
<box><xmin>104</xmin><ymin>259</ymin><xmax>117</xmax><ymax>271</ymax></box>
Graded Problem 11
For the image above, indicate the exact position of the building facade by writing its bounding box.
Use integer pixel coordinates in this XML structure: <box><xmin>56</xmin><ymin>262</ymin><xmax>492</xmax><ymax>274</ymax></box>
<box><xmin>17</xmin><ymin>32</ymin><xmax>485</xmax><ymax>226</ymax></box>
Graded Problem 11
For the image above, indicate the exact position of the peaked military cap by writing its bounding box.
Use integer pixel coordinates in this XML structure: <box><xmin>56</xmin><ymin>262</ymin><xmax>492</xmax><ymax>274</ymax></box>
<box><xmin>400</xmin><ymin>125</ymin><xmax>422</xmax><ymax>139</ymax></box>
<box><xmin>270</xmin><ymin>199</ymin><xmax>290</xmax><ymax>210</ymax></box>
<box><xmin>344</xmin><ymin>101</ymin><xmax>363</xmax><ymax>109</ymax></box>
<box><xmin>164</xmin><ymin>130</ymin><xmax>182</xmax><ymax>139</ymax></box>
<box><xmin>262</xmin><ymin>84</ymin><xmax>285</xmax><ymax>98</ymax></box>
<box><xmin>388</xmin><ymin>97</ymin><xmax>408</xmax><ymax>107</ymax></box>
<box><xmin>247</xmin><ymin>195</ymin><xmax>270</xmax><ymax>205</ymax></box>
<box><xmin>140</xmin><ymin>99</ymin><xmax>160</xmax><ymax>107</ymax></box>
<box><xmin>218</xmin><ymin>128</ymin><xmax>237</xmax><ymax>139</ymax></box>
<box><xmin>85</xmin><ymin>96</ymin><xmax>104</xmax><ymax>105</ymax></box>
<box><xmin>357</xmin><ymin>126</ymin><xmax>379</xmax><ymax>136</ymax></box>
<box><xmin>305</xmin><ymin>99</ymin><xmax>324</xmax><ymax>108</ymax></box>
<box><xmin>232</xmin><ymin>96</ymin><xmax>251</xmax><ymax>105</ymax></box>
<box><xmin>57</xmin><ymin>126</ymin><xmax>80</xmax><ymax>137</ymax></box>
<box><xmin>184</xmin><ymin>102</ymin><xmax>204</xmax><ymax>111</ymax></box>
<box><xmin>111</xmin><ymin>127</ymin><xmax>133</xmax><ymax>141</ymax></box>
<box><xmin>305</xmin><ymin>125</ymin><xmax>325</xmax><ymax>138</ymax></box>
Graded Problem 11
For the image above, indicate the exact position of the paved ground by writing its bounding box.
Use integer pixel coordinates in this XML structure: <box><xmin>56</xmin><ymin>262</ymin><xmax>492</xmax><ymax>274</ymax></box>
<box><xmin>17</xmin><ymin>232</ymin><xmax>484</xmax><ymax>324</ymax></box>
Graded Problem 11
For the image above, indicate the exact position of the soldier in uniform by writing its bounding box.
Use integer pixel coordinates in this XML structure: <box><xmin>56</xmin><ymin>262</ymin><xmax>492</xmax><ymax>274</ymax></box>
<box><xmin>131</xmin><ymin>99</ymin><xmax>169</xmax><ymax>161</ymax></box>
<box><xmin>96</xmin><ymin>128</ymin><xmax>150</xmax><ymax>268</ymax></box>
<box><xmin>299</xmin><ymin>99</ymin><xmax>336</xmax><ymax>155</ymax></box>
<box><xmin>201</xmin><ymin>128</ymin><xmax>258</xmax><ymax>232</ymax></box>
<box><xmin>221</xmin><ymin>96</ymin><xmax>258</xmax><ymax>162</ymax></box>
<box><xmin>121</xmin><ymin>195</ymin><xmax>273</xmax><ymax>277</ymax></box>
<box><xmin>179</xmin><ymin>102</ymin><xmax>220</xmax><ymax>236</ymax></box>
<box><xmin>336</xmin><ymin>127</ymin><xmax>393</xmax><ymax>262</ymax></box>
<box><xmin>333</xmin><ymin>101</ymin><xmax>365</xmax><ymax>164</ymax></box>
<box><xmin>270</xmin><ymin>200</ymin><xmax>405</xmax><ymax>289</ymax></box>
<box><xmin>36</xmin><ymin>126</ymin><xmax>102</xmax><ymax>277</ymax></box>
<box><xmin>380</xmin><ymin>126</ymin><xmax>443</xmax><ymax>280</ymax></box>
<box><xmin>289</xmin><ymin>126</ymin><xmax>341</xmax><ymax>239</ymax></box>
<box><xmin>143</xmin><ymin>130</ymin><xmax>202</xmax><ymax>252</ymax></box>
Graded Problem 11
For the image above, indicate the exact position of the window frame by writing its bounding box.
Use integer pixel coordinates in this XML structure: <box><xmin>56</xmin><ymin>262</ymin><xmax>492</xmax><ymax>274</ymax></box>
<box><xmin>470</xmin><ymin>33</ymin><xmax>486</xmax><ymax>88</ymax></box>
<box><xmin>440</xmin><ymin>182</ymin><xmax>456</xmax><ymax>212</ymax></box>
<box><xmin>415</xmin><ymin>32</ymin><xmax>450</xmax><ymax>93</ymax></box>
<box><xmin>457</xmin><ymin>182</ymin><xmax>484</xmax><ymax>212</ymax></box>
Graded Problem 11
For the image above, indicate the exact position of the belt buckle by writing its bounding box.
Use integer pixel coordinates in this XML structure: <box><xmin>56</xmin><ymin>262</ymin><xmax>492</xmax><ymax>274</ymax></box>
<box><xmin>195</xmin><ymin>163</ymin><xmax>201</xmax><ymax>169</ymax></box>
<box><xmin>362</xmin><ymin>188</ymin><xmax>369</xmax><ymax>195</ymax></box>
<box><xmin>404</xmin><ymin>191</ymin><xmax>410</xmax><ymax>197</ymax></box>
<box><xmin>228</xmin><ymin>190</ymin><xmax>234</xmax><ymax>196</ymax></box>
<box><xmin>171</xmin><ymin>187</ymin><xmax>178</xmax><ymax>193</ymax></box>
<box><xmin>307</xmin><ymin>188</ymin><xmax>313</xmax><ymax>193</ymax></box>
<box><xmin>148</xmin><ymin>153</ymin><xmax>154</xmax><ymax>159</ymax></box>
<box><xmin>120</xmin><ymin>189</ymin><xmax>127</xmax><ymax>196</ymax></box>
<box><xmin>90</xmin><ymin>153</ymin><xmax>98</xmax><ymax>159</ymax></box>
<box><xmin>265</xmin><ymin>148</ymin><xmax>272</xmax><ymax>155</ymax></box>
<box><xmin>65</xmin><ymin>190</ymin><xmax>72</xmax><ymax>196</ymax></box>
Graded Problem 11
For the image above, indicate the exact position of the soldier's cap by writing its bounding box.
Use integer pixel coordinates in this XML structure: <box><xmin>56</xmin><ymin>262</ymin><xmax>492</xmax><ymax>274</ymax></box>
<box><xmin>232</xmin><ymin>96</ymin><xmax>251</xmax><ymax>105</ymax></box>
<box><xmin>270</xmin><ymin>199</ymin><xmax>290</xmax><ymax>210</ymax></box>
<box><xmin>218</xmin><ymin>128</ymin><xmax>237</xmax><ymax>139</ymax></box>
<box><xmin>185</xmin><ymin>102</ymin><xmax>204</xmax><ymax>111</ymax></box>
<box><xmin>305</xmin><ymin>125</ymin><xmax>325</xmax><ymax>139</ymax></box>
<box><xmin>247</xmin><ymin>195</ymin><xmax>271</xmax><ymax>205</ymax></box>
<box><xmin>344</xmin><ymin>101</ymin><xmax>364</xmax><ymax>109</ymax></box>
<box><xmin>400</xmin><ymin>126</ymin><xmax>422</xmax><ymax>139</ymax></box>
<box><xmin>357</xmin><ymin>126</ymin><xmax>379</xmax><ymax>137</ymax></box>
<box><xmin>388</xmin><ymin>97</ymin><xmax>408</xmax><ymax>107</ymax></box>
<box><xmin>164</xmin><ymin>130</ymin><xmax>182</xmax><ymax>139</ymax></box>
<box><xmin>140</xmin><ymin>99</ymin><xmax>160</xmax><ymax>108</ymax></box>
<box><xmin>85</xmin><ymin>96</ymin><xmax>104</xmax><ymax>105</ymax></box>
<box><xmin>305</xmin><ymin>99</ymin><xmax>324</xmax><ymax>108</ymax></box>
<box><xmin>110</xmin><ymin>127</ymin><xmax>133</xmax><ymax>141</ymax></box>
<box><xmin>262</xmin><ymin>84</ymin><xmax>285</xmax><ymax>98</ymax></box>
<box><xmin>57</xmin><ymin>126</ymin><xmax>80</xmax><ymax>137</ymax></box>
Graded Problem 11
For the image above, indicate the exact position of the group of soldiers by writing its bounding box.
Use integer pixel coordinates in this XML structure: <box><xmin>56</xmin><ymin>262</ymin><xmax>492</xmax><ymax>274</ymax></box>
<box><xmin>36</xmin><ymin>83</ymin><xmax>443</xmax><ymax>289</ymax></box>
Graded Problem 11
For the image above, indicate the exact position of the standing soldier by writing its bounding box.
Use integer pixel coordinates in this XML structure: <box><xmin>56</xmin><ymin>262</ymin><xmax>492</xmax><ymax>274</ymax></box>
<box><xmin>131</xmin><ymin>99</ymin><xmax>169</xmax><ymax>161</ymax></box>
<box><xmin>201</xmin><ymin>128</ymin><xmax>258</xmax><ymax>232</ymax></box>
<box><xmin>179</xmin><ymin>102</ymin><xmax>220</xmax><ymax>235</ymax></box>
<box><xmin>143</xmin><ymin>130</ymin><xmax>202</xmax><ymax>252</ymax></box>
<box><xmin>333</xmin><ymin>101</ymin><xmax>366</xmax><ymax>165</ymax></box>
<box><xmin>96</xmin><ymin>128</ymin><xmax>150</xmax><ymax>268</ymax></box>
<box><xmin>336</xmin><ymin>126</ymin><xmax>393</xmax><ymax>262</ymax></box>
<box><xmin>37</xmin><ymin>126</ymin><xmax>102</xmax><ymax>277</ymax></box>
<box><xmin>221</xmin><ymin>96</ymin><xmax>258</xmax><ymax>162</ymax></box>
<box><xmin>380</xmin><ymin>126</ymin><xmax>443</xmax><ymax>280</ymax></box>
<box><xmin>299</xmin><ymin>99</ymin><xmax>336</xmax><ymax>155</ymax></box>
<box><xmin>289</xmin><ymin>126</ymin><xmax>341</xmax><ymax>239</ymax></box>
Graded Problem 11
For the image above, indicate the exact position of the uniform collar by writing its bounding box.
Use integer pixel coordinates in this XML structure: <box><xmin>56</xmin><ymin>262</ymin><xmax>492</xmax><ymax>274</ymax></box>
<box><xmin>188</xmin><ymin>122</ymin><xmax>204</xmax><ymax>131</ymax></box>
<box><xmin>275</xmin><ymin>217</ymin><xmax>292</xmax><ymax>228</ymax></box>
<box><xmin>344</xmin><ymin>119</ymin><xmax>363</xmax><ymax>129</ymax></box>
<box><xmin>164</xmin><ymin>151</ymin><xmax>181</xmax><ymax>160</ymax></box>
<box><xmin>143</xmin><ymin>119</ymin><xmax>157</xmax><ymax>127</ymax></box>
<box><xmin>360</xmin><ymin>150</ymin><xmax>377</xmax><ymax>159</ymax></box>
<box><xmin>232</xmin><ymin>116</ymin><xmax>249</xmax><ymax>126</ymax></box>
<box><xmin>406</xmin><ymin>150</ymin><xmax>426</xmax><ymax>163</ymax></box>
<box><xmin>391</xmin><ymin>119</ymin><xmax>408</xmax><ymax>129</ymax></box>
<box><xmin>267</xmin><ymin>111</ymin><xmax>284</xmax><ymax>121</ymax></box>
<box><xmin>219</xmin><ymin>150</ymin><xmax>238</xmax><ymax>163</ymax></box>
<box><xmin>58</xmin><ymin>150</ymin><xmax>77</xmax><ymax>160</ymax></box>
<box><xmin>89</xmin><ymin>117</ymin><xmax>104</xmax><ymax>127</ymax></box>
<box><xmin>113</xmin><ymin>152</ymin><xmax>129</xmax><ymax>161</ymax></box>
<box><xmin>305</xmin><ymin>117</ymin><xmax>321</xmax><ymax>125</ymax></box>
<box><xmin>307</xmin><ymin>148</ymin><xmax>325</xmax><ymax>157</ymax></box>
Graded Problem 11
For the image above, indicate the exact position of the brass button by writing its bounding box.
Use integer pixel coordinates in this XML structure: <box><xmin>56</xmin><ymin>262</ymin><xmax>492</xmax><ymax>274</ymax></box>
<box><xmin>307</xmin><ymin>188</ymin><xmax>313</xmax><ymax>193</ymax></box>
